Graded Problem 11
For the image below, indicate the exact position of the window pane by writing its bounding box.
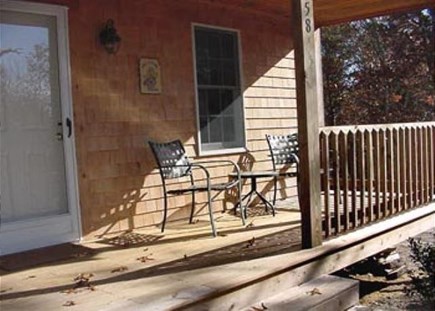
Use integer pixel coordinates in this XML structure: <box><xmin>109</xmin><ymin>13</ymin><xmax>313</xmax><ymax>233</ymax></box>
<box><xmin>195</xmin><ymin>31</ymin><xmax>208</xmax><ymax>59</ymax></box>
<box><xmin>223</xmin><ymin>116</ymin><xmax>235</xmax><ymax>143</ymax></box>
<box><xmin>207</xmin><ymin>89</ymin><xmax>221</xmax><ymax>115</ymax></box>
<box><xmin>209</xmin><ymin>116</ymin><xmax>223</xmax><ymax>143</ymax></box>
<box><xmin>222</xmin><ymin>59</ymin><xmax>237</xmax><ymax>86</ymax></box>
<box><xmin>209</xmin><ymin>59</ymin><xmax>222</xmax><ymax>85</ymax></box>
<box><xmin>199</xmin><ymin>116</ymin><xmax>209</xmax><ymax>143</ymax></box>
<box><xmin>196</xmin><ymin>58</ymin><xmax>210</xmax><ymax>85</ymax></box>
<box><xmin>198</xmin><ymin>89</ymin><xmax>208</xmax><ymax>116</ymax></box>
<box><xmin>207</xmin><ymin>33</ymin><xmax>221</xmax><ymax>58</ymax></box>
<box><xmin>221</xmin><ymin>90</ymin><xmax>235</xmax><ymax>115</ymax></box>
<box><xmin>194</xmin><ymin>26</ymin><xmax>245</xmax><ymax>151</ymax></box>
<box><xmin>222</xmin><ymin>33</ymin><xmax>235</xmax><ymax>59</ymax></box>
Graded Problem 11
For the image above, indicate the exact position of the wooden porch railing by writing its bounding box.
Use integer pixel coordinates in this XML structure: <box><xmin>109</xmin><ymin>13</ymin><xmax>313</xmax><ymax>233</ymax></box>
<box><xmin>320</xmin><ymin>122</ymin><xmax>435</xmax><ymax>238</ymax></box>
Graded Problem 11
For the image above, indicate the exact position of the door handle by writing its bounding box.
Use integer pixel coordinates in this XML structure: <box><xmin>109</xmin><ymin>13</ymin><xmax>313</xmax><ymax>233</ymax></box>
<box><xmin>66</xmin><ymin>117</ymin><xmax>72</xmax><ymax>138</ymax></box>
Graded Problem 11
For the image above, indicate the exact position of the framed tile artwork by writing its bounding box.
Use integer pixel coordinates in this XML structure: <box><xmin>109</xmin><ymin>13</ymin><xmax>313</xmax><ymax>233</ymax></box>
<box><xmin>139</xmin><ymin>58</ymin><xmax>162</xmax><ymax>94</ymax></box>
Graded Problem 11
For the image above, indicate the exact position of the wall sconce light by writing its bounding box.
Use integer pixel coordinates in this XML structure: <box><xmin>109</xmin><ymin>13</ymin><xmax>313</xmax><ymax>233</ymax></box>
<box><xmin>99</xmin><ymin>19</ymin><xmax>121</xmax><ymax>54</ymax></box>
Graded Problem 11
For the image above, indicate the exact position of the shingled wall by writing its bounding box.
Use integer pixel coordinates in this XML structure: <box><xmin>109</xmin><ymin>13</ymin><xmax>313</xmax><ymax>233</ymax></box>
<box><xmin>31</xmin><ymin>0</ymin><xmax>298</xmax><ymax>239</ymax></box>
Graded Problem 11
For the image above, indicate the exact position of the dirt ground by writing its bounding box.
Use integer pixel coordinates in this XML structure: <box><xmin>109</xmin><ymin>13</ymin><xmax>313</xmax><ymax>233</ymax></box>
<box><xmin>337</xmin><ymin>229</ymin><xmax>435</xmax><ymax>311</ymax></box>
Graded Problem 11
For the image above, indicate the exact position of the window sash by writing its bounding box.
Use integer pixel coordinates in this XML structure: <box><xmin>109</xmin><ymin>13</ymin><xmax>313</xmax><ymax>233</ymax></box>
<box><xmin>194</xmin><ymin>26</ymin><xmax>244</xmax><ymax>152</ymax></box>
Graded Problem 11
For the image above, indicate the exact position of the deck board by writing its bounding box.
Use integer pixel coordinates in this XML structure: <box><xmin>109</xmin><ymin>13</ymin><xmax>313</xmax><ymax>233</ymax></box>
<box><xmin>0</xmin><ymin>200</ymin><xmax>433</xmax><ymax>311</ymax></box>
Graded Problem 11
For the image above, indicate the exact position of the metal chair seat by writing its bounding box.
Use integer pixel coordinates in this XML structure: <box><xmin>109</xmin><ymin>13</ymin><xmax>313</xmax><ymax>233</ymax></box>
<box><xmin>167</xmin><ymin>181</ymin><xmax>238</xmax><ymax>194</ymax></box>
<box><xmin>148</xmin><ymin>139</ymin><xmax>245</xmax><ymax>237</ymax></box>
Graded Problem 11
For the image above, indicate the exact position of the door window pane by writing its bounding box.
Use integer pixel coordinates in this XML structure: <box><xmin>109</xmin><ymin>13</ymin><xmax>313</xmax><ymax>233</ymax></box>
<box><xmin>0</xmin><ymin>11</ymin><xmax>68</xmax><ymax>222</ymax></box>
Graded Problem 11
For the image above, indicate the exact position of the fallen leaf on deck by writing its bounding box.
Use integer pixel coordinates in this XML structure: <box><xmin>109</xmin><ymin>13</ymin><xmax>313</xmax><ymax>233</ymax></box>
<box><xmin>111</xmin><ymin>266</ymin><xmax>129</xmax><ymax>273</ymax></box>
<box><xmin>61</xmin><ymin>288</ymin><xmax>77</xmax><ymax>294</ymax></box>
<box><xmin>26</xmin><ymin>275</ymin><xmax>36</xmax><ymax>279</ymax></box>
<box><xmin>63</xmin><ymin>300</ymin><xmax>76</xmax><ymax>307</ymax></box>
<box><xmin>136</xmin><ymin>254</ymin><xmax>154</xmax><ymax>263</ymax></box>
<box><xmin>143</xmin><ymin>248</ymin><xmax>149</xmax><ymax>252</ymax></box>
<box><xmin>0</xmin><ymin>288</ymin><xmax>12</xmax><ymax>293</ymax></box>
<box><xmin>61</xmin><ymin>273</ymin><xmax>96</xmax><ymax>294</ymax></box>
<box><xmin>250</xmin><ymin>303</ymin><xmax>268</xmax><ymax>311</ymax></box>
<box><xmin>246</xmin><ymin>222</ymin><xmax>255</xmax><ymax>228</ymax></box>
<box><xmin>306</xmin><ymin>287</ymin><xmax>322</xmax><ymax>295</ymax></box>
<box><xmin>245</xmin><ymin>237</ymin><xmax>256</xmax><ymax>248</ymax></box>
<box><xmin>73</xmin><ymin>273</ymin><xmax>95</xmax><ymax>289</ymax></box>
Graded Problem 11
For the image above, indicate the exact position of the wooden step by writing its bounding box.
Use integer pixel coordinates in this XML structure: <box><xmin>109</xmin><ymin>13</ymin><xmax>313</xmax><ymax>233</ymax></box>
<box><xmin>243</xmin><ymin>275</ymin><xmax>359</xmax><ymax>311</ymax></box>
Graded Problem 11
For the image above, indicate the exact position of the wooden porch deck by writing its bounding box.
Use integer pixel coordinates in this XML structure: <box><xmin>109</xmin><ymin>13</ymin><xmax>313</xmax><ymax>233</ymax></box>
<box><xmin>0</xmin><ymin>200</ymin><xmax>302</xmax><ymax>310</ymax></box>
<box><xmin>0</xmin><ymin>202</ymin><xmax>301</xmax><ymax>266</ymax></box>
<box><xmin>1</xmin><ymin>197</ymin><xmax>433</xmax><ymax>310</ymax></box>
<box><xmin>0</xmin><ymin>187</ymin><xmax>411</xmax><ymax>273</ymax></box>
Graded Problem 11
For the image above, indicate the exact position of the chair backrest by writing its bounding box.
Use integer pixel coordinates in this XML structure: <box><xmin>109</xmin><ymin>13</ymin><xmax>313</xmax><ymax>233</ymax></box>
<box><xmin>265</xmin><ymin>134</ymin><xmax>299</xmax><ymax>171</ymax></box>
<box><xmin>148</xmin><ymin>140</ymin><xmax>191</xmax><ymax>179</ymax></box>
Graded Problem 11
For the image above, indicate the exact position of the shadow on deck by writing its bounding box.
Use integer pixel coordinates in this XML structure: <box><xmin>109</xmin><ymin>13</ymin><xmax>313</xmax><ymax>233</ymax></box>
<box><xmin>0</xmin><ymin>198</ymin><xmax>433</xmax><ymax>311</ymax></box>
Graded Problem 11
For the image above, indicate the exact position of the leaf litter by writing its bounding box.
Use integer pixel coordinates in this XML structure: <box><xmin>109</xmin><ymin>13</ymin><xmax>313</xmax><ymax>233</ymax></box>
<box><xmin>111</xmin><ymin>266</ymin><xmax>128</xmax><ymax>273</ymax></box>
<box><xmin>61</xmin><ymin>273</ymin><xmax>96</xmax><ymax>294</ymax></box>
<box><xmin>63</xmin><ymin>300</ymin><xmax>76</xmax><ymax>307</ymax></box>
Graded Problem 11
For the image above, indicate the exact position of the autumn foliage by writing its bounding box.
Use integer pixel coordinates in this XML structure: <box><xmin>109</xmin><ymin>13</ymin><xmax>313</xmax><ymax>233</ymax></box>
<box><xmin>322</xmin><ymin>10</ymin><xmax>434</xmax><ymax>126</ymax></box>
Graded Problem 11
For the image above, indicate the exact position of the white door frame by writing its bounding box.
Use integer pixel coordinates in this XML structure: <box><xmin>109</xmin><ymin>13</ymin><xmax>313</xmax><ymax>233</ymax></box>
<box><xmin>0</xmin><ymin>0</ymin><xmax>82</xmax><ymax>254</ymax></box>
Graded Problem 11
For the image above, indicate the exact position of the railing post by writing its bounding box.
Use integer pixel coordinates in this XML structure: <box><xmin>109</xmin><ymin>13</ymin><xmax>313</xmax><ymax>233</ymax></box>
<box><xmin>291</xmin><ymin>0</ymin><xmax>323</xmax><ymax>248</ymax></box>
<box><xmin>320</xmin><ymin>122</ymin><xmax>435</xmax><ymax>237</ymax></box>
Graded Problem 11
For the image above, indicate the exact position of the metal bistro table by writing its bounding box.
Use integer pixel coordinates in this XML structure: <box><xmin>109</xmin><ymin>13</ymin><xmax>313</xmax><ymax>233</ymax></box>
<box><xmin>230</xmin><ymin>171</ymin><xmax>279</xmax><ymax>217</ymax></box>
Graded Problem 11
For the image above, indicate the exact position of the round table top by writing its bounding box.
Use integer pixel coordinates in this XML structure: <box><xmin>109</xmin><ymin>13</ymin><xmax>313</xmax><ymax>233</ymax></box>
<box><xmin>229</xmin><ymin>171</ymin><xmax>280</xmax><ymax>178</ymax></box>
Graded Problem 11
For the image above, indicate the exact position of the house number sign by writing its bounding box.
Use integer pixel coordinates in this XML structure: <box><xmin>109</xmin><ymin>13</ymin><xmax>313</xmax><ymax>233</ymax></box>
<box><xmin>304</xmin><ymin>1</ymin><xmax>312</xmax><ymax>33</ymax></box>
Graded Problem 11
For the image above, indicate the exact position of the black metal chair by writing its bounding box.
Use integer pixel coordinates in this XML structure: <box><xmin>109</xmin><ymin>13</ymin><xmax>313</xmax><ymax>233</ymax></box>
<box><xmin>148</xmin><ymin>140</ymin><xmax>245</xmax><ymax>237</ymax></box>
<box><xmin>265</xmin><ymin>133</ymin><xmax>300</xmax><ymax>206</ymax></box>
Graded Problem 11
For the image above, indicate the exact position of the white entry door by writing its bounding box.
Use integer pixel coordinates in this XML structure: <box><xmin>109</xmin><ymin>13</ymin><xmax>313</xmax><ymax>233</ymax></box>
<box><xmin>0</xmin><ymin>1</ymin><xmax>80</xmax><ymax>255</ymax></box>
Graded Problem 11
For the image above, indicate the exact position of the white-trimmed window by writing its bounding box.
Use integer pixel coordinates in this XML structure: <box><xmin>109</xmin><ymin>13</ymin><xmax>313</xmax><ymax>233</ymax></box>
<box><xmin>193</xmin><ymin>25</ymin><xmax>245</xmax><ymax>154</ymax></box>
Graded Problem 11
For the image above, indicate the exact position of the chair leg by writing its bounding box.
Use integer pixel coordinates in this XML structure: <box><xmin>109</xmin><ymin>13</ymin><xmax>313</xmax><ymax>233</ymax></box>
<box><xmin>238</xmin><ymin>182</ymin><xmax>246</xmax><ymax>225</ymax></box>
<box><xmin>206</xmin><ymin>189</ymin><xmax>217</xmax><ymax>237</ymax></box>
<box><xmin>161</xmin><ymin>192</ymin><xmax>168</xmax><ymax>232</ymax></box>
<box><xmin>189</xmin><ymin>191</ymin><xmax>196</xmax><ymax>224</ymax></box>
<box><xmin>296</xmin><ymin>173</ymin><xmax>301</xmax><ymax>207</ymax></box>
<box><xmin>273</xmin><ymin>176</ymin><xmax>278</xmax><ymax>206</ymax></box>
<box><xmin>297</xmin><ymin>178</ymin><xmax>301</xmax><ymax>199</ymax></box>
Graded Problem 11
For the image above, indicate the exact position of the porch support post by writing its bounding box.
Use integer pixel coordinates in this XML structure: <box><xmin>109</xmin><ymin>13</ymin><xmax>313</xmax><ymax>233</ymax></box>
<box><xmin>291</xmin><ymin>0</ymin><xmax>323</xmax><ymax>248</ymax></box>
<box><xmin>315</xmin><ymin>29</ymin><xmax>325</xmax><ymax>127</ymax></box>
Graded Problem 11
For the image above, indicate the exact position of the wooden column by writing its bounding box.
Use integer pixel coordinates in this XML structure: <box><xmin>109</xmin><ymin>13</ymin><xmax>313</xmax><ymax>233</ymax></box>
<box><xmin>315</xmin><ymin>29</ymin><xmax>325</xmax><ymax>127</ymax></box>
<box><xmin>291</xmin><ymin>0</ymin><xmax>323</xmax><ymax>248</ymax></box>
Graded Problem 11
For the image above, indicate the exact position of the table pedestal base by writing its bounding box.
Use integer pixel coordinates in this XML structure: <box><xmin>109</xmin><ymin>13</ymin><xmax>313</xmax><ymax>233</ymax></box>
<box><xmin>236</xmin><ymin>176</ymin><xmax>276</xmax><ymax>217</ymax></box>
